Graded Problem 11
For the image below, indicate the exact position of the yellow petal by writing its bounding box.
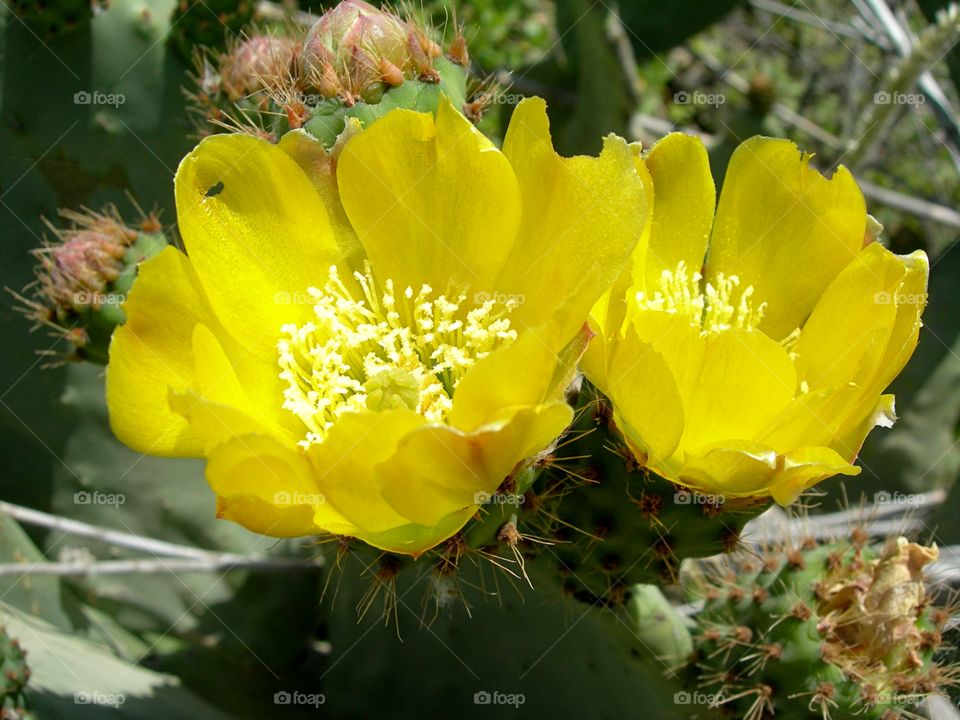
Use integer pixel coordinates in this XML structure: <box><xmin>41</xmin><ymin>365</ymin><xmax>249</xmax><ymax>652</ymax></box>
<box><xmin>350</xmin><ymin>508</ymin><xmax>477</xmax><ymax>557</ymax></box>
<box><xmin>207</xmin><ymin>434</ymin><xmax>358</xmax><ymax>538</ymax></box>
<box><xmin>630</xmin><ymin>308</ymin><xmax>796</xmax><ymax>455</ymax></box>
<box><xmin>794</xmin><ymin>242</ymin><xmax>906</xmax><ymax>391</ymax></box>
<box><xmin>706</xmin><ymin>137</ymin><xmax>866</xmax><ymax>340</ymax></box>
<box><xmin>497</xmin><ymin>97</ymin><xmax>648</xmax><ymax>341</ymax></box>
<box><xmin>448</xmin><ymin>331</ymin><xmax>560</xmax><ymax>432</ymax></box>
<box><xmin>278</xmin><ymin>128</ymin><xmax>364</xmax><ymax>270</ymax></box>
<box><xmin>679</xmin><ymin>440</ymin><xmax>779</xmax><ymax>495</ymax></box>
<box><xmin>643</xmin><ymin>133</ymin><xmax>715</xmax><ymax>289</ymax></box>
<box><xmin>678</xmin><ymin>441</ymin><xmax>858</xmax><ymax>500</ymax></box>
<box><xmin>680</xmin><ymin>329</ymin><xmax>796</xmax><ymax>450</ymax></box>
<box><xmin>379</xmin><ymin>404</ymin><xmax>573</xmax><ymax>528</ymax></box>
<box><xmin>107</xmin><ymin>247</ymin><xmax>214</xmax><ymax>456</ymax></box>
<box><xmin>175</xmin><ymin>133</ymin><xmax>342</xmax><ymax>362</ymax></box>
<box><xmin>307</xmin><ymin>409</ymin><xmax>424</xmax><ymax>534</ymax></box>
<box><xmin>864</xmin><ymin>250</ymin><xmax>929</xmax><ymax>395</ymax></box>
<box><xmin>583</xmin><ymin>328</ymin><xmax>685</xmax><ymax>465</ymax></box>
<box><xmin>336</xmin><ymin>97</ymin><xmax>521</xmax><ymax>293</ymax></box>
<box><xmin>768</xmin><ymin>446</ymin><xmax>861</xmax><ymax>505</ymax></box>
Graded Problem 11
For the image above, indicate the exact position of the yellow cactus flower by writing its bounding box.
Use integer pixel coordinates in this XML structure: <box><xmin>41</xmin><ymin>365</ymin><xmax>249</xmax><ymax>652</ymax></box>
<box><xmin>106</xmin><ymin>97</ymin><xmax>648</xmax><ymax>555</ymax></box>
<box><xmin>584</xmin><ymin>133</ymin><xmax>928</xmax><ymax>505</ymax></box>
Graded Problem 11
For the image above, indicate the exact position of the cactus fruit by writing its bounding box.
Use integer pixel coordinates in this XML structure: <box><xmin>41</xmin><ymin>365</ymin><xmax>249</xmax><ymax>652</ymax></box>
<box><xmin>12</xmin><ymin>204</ymin><xmax>167</xmax><ymax>365</ymax></box>
<box><xmin>0</xmin><ymin>626</ymin><xmax>35</xmax><ymax>720</ymax></box>
<box><xmin>677</xmin><ymin>532</ymin><xmax>954</xmax><ymax>719</ymax></box>
<box><xmin>546</xmin><ymin>383</ymin><xmax>770</xmax><ymax>605</ymax></box>
<box><xmin>187</xmin><ymin>0</ymin><xmax>484</xmax><ymax>146</ymax></box>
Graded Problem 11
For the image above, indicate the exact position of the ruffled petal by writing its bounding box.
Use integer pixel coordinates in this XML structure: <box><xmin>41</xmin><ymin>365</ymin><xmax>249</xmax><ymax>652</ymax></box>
<box><xmin>582</xmin><ymin>327</ymin><xmax>685</xmax><ymax>466</ymax></box>
<box><xmin>378</xmin><ymin>403</ymin><xmax>573</xmax><ymax>528</ymax></box>
<box><xmin>336</xmin><ymin>97</ymin><xmax>521</xmax><ymax>293</ymax></box>
<box><xmin>107</xmin><ymin>247</ymin><xmax>216</xmax><ymax>456</ymax></box>
<box><xmin>175</xmin><ymin>133</ymin><xmax>343</xmax><ymax>362</ymax></box>
<box><xmin>642</xmin><ymin>133</ymin><xmax>715</xmax><ymax>289</ymax></box>
<box><xmin>497</xmin><ymin>98</ymin><xmax>648</xmax><ymax>341</ymax></box>
<box><xmin>794</xmin><ymin>242</ymin><xmax>906</xmax><ymax>391</ymax></box>
<box><xmin>307</xmin><ymin>409</ymin><xmax>424</xmax><ymax>534</ymax></box>
<box><xmin>448</xmin><ymin>331</ymin><xmax>561</xmax><ymax>432</ymax></box>
<box><xmin>208</xmin><ymin>434</ymin><xmax>358</xmax><ymax>538</ymax></box>
<box><xmin>706</xmin><ymin>137</ymin><xmax>866</xmax><ymax>340</ymax></box>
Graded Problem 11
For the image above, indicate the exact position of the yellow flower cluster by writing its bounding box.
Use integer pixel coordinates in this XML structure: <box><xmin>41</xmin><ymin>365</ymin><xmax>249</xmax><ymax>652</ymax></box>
<box><xmin>107</xmin><ymin>99</ymin><xmax>927</xmax><ymax>554</ymax></box>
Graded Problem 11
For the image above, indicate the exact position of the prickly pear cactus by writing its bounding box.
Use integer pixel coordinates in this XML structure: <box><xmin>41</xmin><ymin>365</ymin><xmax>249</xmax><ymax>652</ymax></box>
<box><xmin>0</xmin><ymin>626</ymin><xmax>35</xmax><ymax>720</ymax></box>
<box><xmin>546</xmin><ymin>383</ymin><xmax>770</xmax><ymax>605</ymax></box>
<box><xmin>188</xmin><ymin>0</ymin><xmax>480</xmax><ymax>146</ymax></box>
<box><xmin>679</xmin><ymin>533</ymin><xmax>952</xmax><ymax>719</ymax></box>
<box><xmin>13</xmin><ymin>205</ymin><xmax>167</xmax><ymax>365</ymax></box>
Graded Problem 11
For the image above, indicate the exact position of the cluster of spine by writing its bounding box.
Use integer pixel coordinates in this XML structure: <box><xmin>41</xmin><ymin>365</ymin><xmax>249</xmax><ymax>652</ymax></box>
<box><xmin>676</xmin><ymin>531</ymin><xmax>955</xmax><ymax>719</ymax></box>
<box><xmin>544</xmin><ymin>383</ymin><xmax>769</xmax><ymax>606</ymax></box>
<box><xmin>325</xmin><ymin>461</ymin><xmax>561</xmax><ymax>622</ymax></box>
<box><xmin>13</xmin><ymin>204</ymin><xmax>167</xmax><ymax>365</ymax></box>
<box><xmin>327</xmin><ymin>381</ymin><xmax>776</xmax><ymax>622</ymax></box>
<box><xmin>187</xmin><ymin>0</ymin><xmax>492</xmax><ymax>147</ymax></box>
<box><xmin>0</xmin><ymin>626</ymin><xmax>35</xmax><ymax>720</ymax></box>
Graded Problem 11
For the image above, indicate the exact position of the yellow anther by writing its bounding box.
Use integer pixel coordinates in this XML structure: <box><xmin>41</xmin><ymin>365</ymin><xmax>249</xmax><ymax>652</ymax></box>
<box><xmin>278</xmin><ymin>264</ymin><xmax>518</xmax><ymax>447</ymax></box>
<box><xmin>635</xmin><ymin>261</ymin><xmax>767</xmax><ymax>334</ymax></box>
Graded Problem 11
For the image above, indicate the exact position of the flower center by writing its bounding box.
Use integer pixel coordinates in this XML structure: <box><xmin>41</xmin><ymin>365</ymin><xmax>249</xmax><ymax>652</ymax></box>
<box><xmin>635</xmin><ymin>261</ymin><xmax>766</xmax><ymax>333</ymax></box>
<box><xmin>277</xmin><ymin>264</ymin><xmax>518</xmax><ymax>447</ymax></box>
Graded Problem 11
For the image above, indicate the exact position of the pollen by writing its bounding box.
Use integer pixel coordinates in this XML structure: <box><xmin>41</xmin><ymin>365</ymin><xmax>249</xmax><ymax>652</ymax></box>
<box><xmin>635</xmin><ymin>261</ymin><xmax>766</xmax><ymax>333</ymax></box>
<box><xmin>277</xmin><ymin>264</ymin><xmax>518</xmax><ymax>447</ymax></box>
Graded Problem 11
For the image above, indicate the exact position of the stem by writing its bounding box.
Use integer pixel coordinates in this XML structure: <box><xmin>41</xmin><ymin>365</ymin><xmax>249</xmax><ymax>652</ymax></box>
<box><xmin>0</xmin><ymin>500</ymin><xmax>324</xmax><ymax>568</ymax></box>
